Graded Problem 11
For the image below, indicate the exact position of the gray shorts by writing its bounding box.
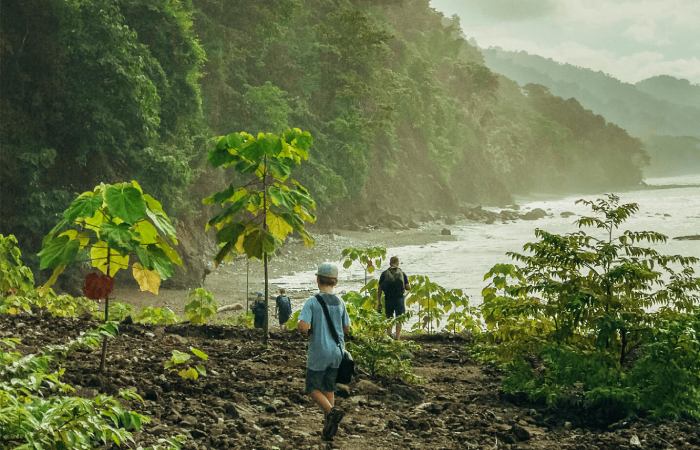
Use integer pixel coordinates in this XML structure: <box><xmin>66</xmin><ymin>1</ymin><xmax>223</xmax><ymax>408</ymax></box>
<box><xmin>305</xmin><ymin>367</ymin><xmax>338</xmax><ymax>394</ymax></box>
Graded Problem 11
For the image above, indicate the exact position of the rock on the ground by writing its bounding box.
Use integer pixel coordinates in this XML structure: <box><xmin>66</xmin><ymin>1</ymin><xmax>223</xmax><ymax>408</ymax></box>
<box><xmin>674</xmin><ymin>234</ymin><xmax>700</xmax><ymax>240</ymax></box>
<box><xmin>354</xmin><ymin>379</ymin><xmax>385</xmax><ymax>395</ymax></box>
<box><xmin>521</xmin><ymin>208</ymin><xmax>548</xmax><ymax>220</ymax></box>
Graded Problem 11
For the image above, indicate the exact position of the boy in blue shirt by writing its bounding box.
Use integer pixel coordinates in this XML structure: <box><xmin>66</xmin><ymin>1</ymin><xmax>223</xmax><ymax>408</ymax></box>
<box><xmin>297</xmin><ymin>262</ymin><xmax>350</xmax><ymax>441</ymax></box>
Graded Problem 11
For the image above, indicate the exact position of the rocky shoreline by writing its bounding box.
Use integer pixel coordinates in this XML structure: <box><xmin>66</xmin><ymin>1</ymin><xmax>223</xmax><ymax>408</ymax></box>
<box><xmin>116</xmin><ymin>202</ymin><xmax>572</xmax><ymax>315</ymax></box>
<box><xmin>3</xmin><ymin>314</ymin><xmax>697</xmax><ymax>449</ymax></box>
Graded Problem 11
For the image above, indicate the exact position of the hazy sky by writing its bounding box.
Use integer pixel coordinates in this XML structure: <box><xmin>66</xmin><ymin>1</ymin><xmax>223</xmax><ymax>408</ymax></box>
<box><xmin>430</xmin><ymin>0</ymin><xmax>700</xmax><ymax>84</ymax></box>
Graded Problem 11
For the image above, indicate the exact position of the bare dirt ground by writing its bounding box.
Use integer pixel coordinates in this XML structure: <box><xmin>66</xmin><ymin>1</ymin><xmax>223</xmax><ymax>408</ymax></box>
<box><xmin>3</xmin><ymin>314</ymin><xmax>697</xmax><ymax>450</ymax></box>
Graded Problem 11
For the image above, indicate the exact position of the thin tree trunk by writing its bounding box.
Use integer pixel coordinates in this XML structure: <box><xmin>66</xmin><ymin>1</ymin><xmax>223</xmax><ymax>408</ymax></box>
<box><xmin>264</xmin><ymin>253</ymin><xmax>269</xmax><ymax>345</ymax></box>
<box><xmin>263</xmin><ymin>155</ymin><xmax>269</xmax><ymax>345</ymax></box>
<box><xmin>620</xmin><ymin>328</ymin><xmax>627</xmax><ymax>365</ymax></box>
<box><xmin>246</xmin><ymin>259</ymin><xmax>249</xmax><ymax>313</ymax></box>
<box><xmin>99</xmin><ymin>251</ymin><xmax>111</xmax><ymax>373</ymax></box>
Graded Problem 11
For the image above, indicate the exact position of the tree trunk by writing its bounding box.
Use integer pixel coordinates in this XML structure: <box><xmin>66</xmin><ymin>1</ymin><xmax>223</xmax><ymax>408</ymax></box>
<box><xmin>246</xmin><ymin>259</ymin><xmax>249</xmax><ymax>313</ymax></box>
<box><xmin>263</xmin><ymin>252</ymin><xmax>269</xmax><ymax>346</ymax></box>
<box><xmin>619</xmin><ymin>327</ymin><xmax>627</xmax><ymax>365</ymax></box>
<box><xmin>262</xmin><ymin>155</ymin><xmax>269</xmax><ymax>345</ymax></box>
<box><xmin>99</xmin><ymin>251</ymin><xmax>111</xmax><ymax>373</ymax></box>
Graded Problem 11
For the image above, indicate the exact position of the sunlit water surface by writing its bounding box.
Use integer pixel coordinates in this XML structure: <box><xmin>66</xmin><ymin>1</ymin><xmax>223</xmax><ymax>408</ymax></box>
<box><xmin>273</xmin><ymin>175</ymin><xmax>700</xmax><ymax>305</ymax></box>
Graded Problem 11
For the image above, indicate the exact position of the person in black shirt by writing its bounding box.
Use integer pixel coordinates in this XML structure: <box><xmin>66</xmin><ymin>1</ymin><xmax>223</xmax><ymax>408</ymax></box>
<box><xmin>275</xmin><ymin>288</ymin><xmax>292</xmax><ymax>327</ymax></box>
<box><xmin>251</xmin><ymin>292</ymin><xmax>267</xmax><ymax>329</ymax></box>
<box><xmin>377</xmin><ymin>256</ymin><xmax>410</xmax><ymax>339</ymax></box>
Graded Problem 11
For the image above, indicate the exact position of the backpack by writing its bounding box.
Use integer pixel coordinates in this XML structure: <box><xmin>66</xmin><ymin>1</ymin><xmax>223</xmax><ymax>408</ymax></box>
<box><xmin>382</xmin><ymin>267</ymin><xmax>405</xmax><ymax>298</ymax></box>
<box><xmin>277</xmin><ymin>296</ymin><xmax>291</xmax><ymax>314</ymax></box>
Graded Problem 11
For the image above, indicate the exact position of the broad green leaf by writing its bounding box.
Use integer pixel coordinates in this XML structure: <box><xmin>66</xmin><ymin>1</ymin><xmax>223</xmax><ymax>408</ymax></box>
<box><xmin>266</xmin><ymin>212</ymin><xmax>294</xmax><ymax>241</ymax></box>
<box><xmin>58</xmin><ymin>230</ymin><xmax>90</xmax><ymax>249</ymax></box>
<box><xmin>268</xmin><ymin>186</ymin><xmax>290</xmax><ymax>209</ymax></box>
<box><xmin>132</xmin><ymin>262</ymin><xmax>161</xmax><ymax>295</ymax></box>
<box><xmin>156</xmin><ymin>235</ymin><xmax>183</xmax><ymax>266</ymax></box>
<box><xmin>105</xmin><ymin>184</ymin><xmax>147</xmax><ymax>224</ymax></box>
<box><xmin>134</xmin><ymin>220</ymin><xmax>158</xmax><ymax>245</ymax></box>
<box><xmin>214</xmin><ymin>240</ymin><xmax>236</xmax><ymax>266</ymax></box>
<box><xmin>178</xmin><ymin>367</ymin><xmax>199</xmax><ymax>380</ymax></box>
<box><xmin>99</xmin><ymin>222</ymin><xmax>135</xmax><ymax>252</ymax></box>
<box><xmin>206</xmin><ymin>189</ymin><xmax>251</xmax><ymax>226</ymax></box>
<box><xmin>242</xmin><ymin>227</ymin><xmax>277</xmax><ymax>259</ymax></box>
<box><xmin>140</xmin><ymin>245</ymin><xmax>174</xmax><ymax>279</ymax></box>
<box><xmin>190</xmin><ymin>347</ymin><xmax>208</xmax><ymax>361</ymax></box>
<box><xmin>82</xmin><ymin>209</ymin><xmax>106</xmax><ymax>231</ymax></box>
<box><xmin>170</xmin><ymin>350</ymin><xmax>191</xmax><ymax>365</ymax></box>
<box><xmin>90</xmin><ymin>242</ymin><xmax>129</xmax><ymax>276</ymax></box>
<box><xmin>63</xmin><ymin>192</ymin><xmax>103</xmax><ymax>223</ymax></box>
<box><xmin>38</xmin><ymin>235</ymin><xmax>80</xmax><ymax>270</ymax></box>
<box><xmin>216</xmin><ymin>222</ymin><xmax>246</xmax><ymax>245</ymax></box>
<box><xmin>146</xmin><ymin>209</ymin><xmax>177</xmax><ymax>242</ymax></box>
<box><xmin>143</xmin><ymin>193</ymin><xmax>165</xmax><ymax>214</ymax></box>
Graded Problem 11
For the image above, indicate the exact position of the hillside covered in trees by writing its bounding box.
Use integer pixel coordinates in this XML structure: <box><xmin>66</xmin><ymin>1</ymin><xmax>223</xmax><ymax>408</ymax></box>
<box><xmin>1</xmin><ymin>0</ymin><xmax>647</xmax><ymax>277</ymax></box>
<box><xmin>482</xmin><ymin>48</ymin><xmax>700</xmax><ymax>176</ymax></box>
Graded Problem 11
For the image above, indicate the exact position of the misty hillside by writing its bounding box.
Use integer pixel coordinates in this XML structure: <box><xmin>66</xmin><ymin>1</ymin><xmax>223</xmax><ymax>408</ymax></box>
<box><xmin>636</xmin><ymin>75</ymin><xmax>700</xmax><ymax>110</ymax></box>
<box><xmin>482</xmin><ymin>48</ymin><xmax>700</xmax><ymax>139</ymax></box>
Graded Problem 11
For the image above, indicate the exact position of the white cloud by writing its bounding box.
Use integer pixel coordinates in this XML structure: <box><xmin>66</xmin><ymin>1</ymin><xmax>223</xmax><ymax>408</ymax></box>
<box><xmin>431</xmin><ymin>0</ymin><xmax>700</xmax><ymax>83</ymax></box>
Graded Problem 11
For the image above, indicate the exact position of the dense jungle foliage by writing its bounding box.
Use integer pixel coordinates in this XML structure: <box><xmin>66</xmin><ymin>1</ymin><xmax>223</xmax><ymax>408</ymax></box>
<box><xmin>1</xmin><ymin>0</ymin><xmax>647</xmax><ymax>278</ymax></box>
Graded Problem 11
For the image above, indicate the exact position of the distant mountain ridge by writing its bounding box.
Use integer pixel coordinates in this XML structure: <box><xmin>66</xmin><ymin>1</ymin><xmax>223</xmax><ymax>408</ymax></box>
<box><xmin>481</xmin><ymin>48</ymin><xmax>700</xmax><ymax>139</ymax></box>
<box><xmin>635</xmin><ymin>75</ymin><xmax>700</xmax><ymax>110</ymax></box>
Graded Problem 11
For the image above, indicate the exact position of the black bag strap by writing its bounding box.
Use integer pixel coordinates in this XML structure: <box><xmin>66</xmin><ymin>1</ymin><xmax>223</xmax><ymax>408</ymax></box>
<box><xmin>315</xmin><ymin>294</ymin><xmax>342</xmax><ymax>348</ymax></box>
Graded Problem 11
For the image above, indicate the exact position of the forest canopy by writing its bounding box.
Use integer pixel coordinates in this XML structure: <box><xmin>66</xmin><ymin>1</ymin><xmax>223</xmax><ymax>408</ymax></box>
<box><xmin>0</xmin><ymin>0</ymin><xmax>647</xmax><ymax>266</ymax></box>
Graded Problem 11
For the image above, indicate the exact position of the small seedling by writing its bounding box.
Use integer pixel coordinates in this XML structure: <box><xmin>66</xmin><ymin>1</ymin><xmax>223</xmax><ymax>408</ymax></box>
<box><xmin>164</xmin><ymin>347</ymin><xmax>208</xmax><ymax>381</ymax></box>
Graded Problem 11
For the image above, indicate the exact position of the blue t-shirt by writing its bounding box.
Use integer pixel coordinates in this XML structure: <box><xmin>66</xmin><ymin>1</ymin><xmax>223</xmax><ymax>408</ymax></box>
<box><xmin>298</xmin><ymin>293</ymin><xmax>351</xmax><ymax>371</ymax></box>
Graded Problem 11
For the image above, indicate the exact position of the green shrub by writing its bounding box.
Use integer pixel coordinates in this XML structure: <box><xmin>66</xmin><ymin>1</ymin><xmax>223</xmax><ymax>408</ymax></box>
<box><xmin>285</xmin><ymin>309</ymin><xmax>302</xmax><ymax>331</ymax></box>
<box><xmin>226</xmin><ymin>311</ymin><xmax>254</xmax><ymax>329</ymax></box>
<box><xmin>136</xmin><ymin>306</ymin><xmax>179</xmax><ymax>325</ymax></box>
<box><xmin>0</xmin><ymin>234</ymin><xmax>34</xmax><ymax>296</ymax></box>
<box><xmin>0</xmin><ymin>294</ymin><xmax>34</xmax><ymax>315</ymax></box>
<box><xmin>36</xmin><ymin>292</ymin><xmax>97</xmax><ymax>318</ymax></box>
<box><xmin>0</xmin><ymin>324</ymin><xmax>150</xmax><ymax>449</ymax></box>
<box><xmin>104</xmin><ymin>302</ymin><xmax>135</xmax><ymax>322</ymax></box>
<box><xmin>0</xmin><ymin>289</ymin><xmax>97</xmax><ymax>318</ymax></box>
<box><xmin>407</xmin><ymin>275</ymin><xmax>480</xmax><ymax>335</ymax></box>
<box><xmin>344</xmin><ymin>288</ymin><xmax>422</xmax><ymax>383</ymax></box>
<box><xmin>164</xmin><ymin>347</ymin><xmax>208</xmax><ymax>381</ymax></box>
<box><xmin>583</xmin><ymin>387</ymin><xmax>639</xmax><ymax>426</ymax></box>
<box><xmin>481</xmin><ymin>195</ymin><xmax>700</xmax><ymax>422</ymax></box>
<box><xmin>628</xmin><ymin>308</ymin><xmax>700</xmax><ymax>420</ymax></box>
<box><xmin>184</xmin><ymin>288</ymin><xmax>218</xmax><ymax>324</ymax></box>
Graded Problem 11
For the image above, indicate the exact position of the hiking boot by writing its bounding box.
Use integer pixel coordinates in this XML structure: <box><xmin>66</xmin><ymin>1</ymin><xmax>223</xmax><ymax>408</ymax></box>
<box><xmin>322</xmin><ymin>407</ymin><xmax>345</xmax><ymax>441</ymax></box>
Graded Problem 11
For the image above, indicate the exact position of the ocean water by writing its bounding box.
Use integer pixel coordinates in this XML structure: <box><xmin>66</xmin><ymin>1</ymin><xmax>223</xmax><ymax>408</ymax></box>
<box><xmin>272</xmin><ymin>175</ymin><xmax>700</xmax><ymax>304</ymax></box>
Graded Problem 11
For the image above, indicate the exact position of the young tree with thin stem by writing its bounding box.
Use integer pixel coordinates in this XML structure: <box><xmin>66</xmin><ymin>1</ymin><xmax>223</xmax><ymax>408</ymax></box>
<box><xmin>205</xmin><ymin>129</ymin><xmax>316</xmax><ymax>344</ymax></box>
<box><xmin>38</xmin><ymin>181</ymin><xmax>182</xmax><ymax>372</ymax></box>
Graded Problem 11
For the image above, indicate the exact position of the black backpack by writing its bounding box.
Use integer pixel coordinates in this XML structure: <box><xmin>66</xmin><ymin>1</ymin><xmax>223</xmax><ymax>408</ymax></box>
<box><xmin>277</xmin><ymin>296</ymin><xmax>291</xmax><ymax>314</ymax></box>
<box><xmin>382</xmin><ymin>267</ymin><xmax>405</xmax><ymax>298</ymax></box>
